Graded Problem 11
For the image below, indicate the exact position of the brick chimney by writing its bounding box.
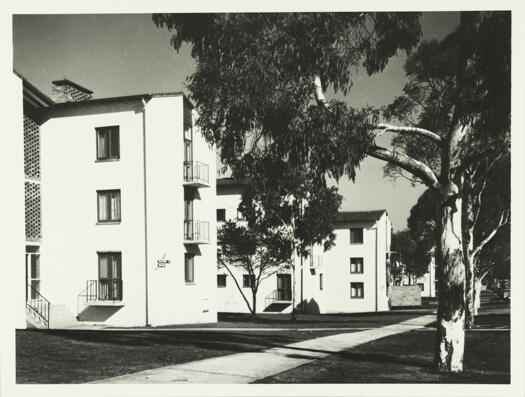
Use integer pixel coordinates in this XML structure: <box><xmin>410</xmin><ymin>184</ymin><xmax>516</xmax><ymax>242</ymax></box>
<box><xmin>51</xmin><ymin>78</ymin><xmax>93</xmax><ymax>103</ymax></box>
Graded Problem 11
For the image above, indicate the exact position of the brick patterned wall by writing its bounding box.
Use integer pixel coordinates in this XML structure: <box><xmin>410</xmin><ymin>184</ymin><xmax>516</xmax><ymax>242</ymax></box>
<box><xmin>52</xmin><ymin>84</ymin><xmax>92</xmax><ymax>102</ymax></box>
<box><xmin>25</xmin><ymin>181</ymin><xmax>41</xmax><ymax>242</ymax></box>
<box><xmin>24</xmin><ymin>115</ymin><xmax>40</xmax><ymax>180</ymax></box>
<box><xmin>24</xmin><ymin>114</ymin><xmax>41</xmax><ymax>241</ymax></box>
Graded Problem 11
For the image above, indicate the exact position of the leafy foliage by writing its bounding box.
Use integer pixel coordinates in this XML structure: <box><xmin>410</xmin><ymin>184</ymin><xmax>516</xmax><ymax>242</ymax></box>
<box><xmin>391</xmin><ymin>229</ymin><xmax>428</xmax><ymax>280</ymax></box>
<box><xmin>383</xmin><ymin>12</ymin><xmax>511</xmax><ymax>183</ymax></box>
<box><xmin>154</xmin><ymin>12</ymin><xmax>422</xmax><ymax>255</ymax></box>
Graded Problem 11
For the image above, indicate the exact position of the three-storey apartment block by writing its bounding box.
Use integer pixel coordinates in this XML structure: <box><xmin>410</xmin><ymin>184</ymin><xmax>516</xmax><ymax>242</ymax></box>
<box><xmin>13</xmin><ymin>72</ymin><xmax>217</xmax><ymax>328</ymax></box>
<box><xmin>216</xmin><ymin>177</ymin><xmax>392</xmax><ymax>314</ymax></box>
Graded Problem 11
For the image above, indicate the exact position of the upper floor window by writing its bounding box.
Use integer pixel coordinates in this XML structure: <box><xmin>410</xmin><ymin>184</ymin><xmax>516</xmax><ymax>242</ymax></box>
<box><xmin>350</xmin><ymin>282</ymin><xmax>364</xmax><ymax>299</ymax></box>
<box><xmin>96</xmin><ymin>126</ymin><xmax>120</xmax><ymax>160</ymax></box>
<box><xmin>350</xmin><ymin>228</ymin><xmax>363</xmax><ymax>244</ymax></box>
<box><xmin>217</xmin><ymin>209</ymin><xmax>226</xmax><ymax>222</ymax></box>
<box><xmin>243</xmin><ymin>274</ymin><xmax>255</xmax><ymax>288</ymax></box>
<box><xmin>185</xmin><ymin>253</ymin><xmax>195</xmax><ymax>283</ymax></box>
<box><xmin>97</xmin><ymin>190</ymin><xmax>121</xmax><ymax>223</ymax></box>
<box><xmin>217</xmin><ymin>274</ymin><xmax>227</xmax><ymax>288</ymax></box>
<box><xmin>350</xmin><ymin>258</ymin><xmax>364</xmax><ymax>274</ymax></box>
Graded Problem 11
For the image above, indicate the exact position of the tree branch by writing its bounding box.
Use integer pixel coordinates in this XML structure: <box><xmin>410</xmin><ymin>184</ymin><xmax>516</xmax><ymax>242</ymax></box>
<box><xmin>375</xmin><ymin>123</ymin><xmax>442</xmax><ymax>144</ymax></box>
<box><xmin>313</xmin><ymin>74</ymin><xmax>330</xmax><ymax>109</ymax></box>
<box><xmin>368</xmin><ymin>146</ymin><xmax>440</xmax><ymax>190</ymax></box>
<box><xmin>472</xmin><ymin>209</ymin><xmax>510</xmax><ymax>257</ymax></box>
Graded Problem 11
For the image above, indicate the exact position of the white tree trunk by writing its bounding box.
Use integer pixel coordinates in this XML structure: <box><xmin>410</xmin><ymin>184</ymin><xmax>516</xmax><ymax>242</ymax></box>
<box><xmin>434</xmin><ymin>185</ymin><xmax>466</xmax><ymax>373</ymax></box>
<box><xmin>473</xmin><ymin>277</ymin><xmax>482</xmax><ymax>315</ymax></box>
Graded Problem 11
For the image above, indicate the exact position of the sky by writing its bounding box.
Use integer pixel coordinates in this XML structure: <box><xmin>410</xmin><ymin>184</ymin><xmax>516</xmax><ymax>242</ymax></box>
<box><xmin>12</xmin><ymin>12</ymin><xmax>459</xmax><ymax>231</ymax></box>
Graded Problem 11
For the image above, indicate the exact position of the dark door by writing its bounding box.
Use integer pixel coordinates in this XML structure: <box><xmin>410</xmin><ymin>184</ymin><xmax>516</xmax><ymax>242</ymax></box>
<box><xmin>98</xmin><ymin>252</ymin><xmax>122</xmax><ymax>300</ymax></box>
<box><xmin>277</xmin><ymin>274</ymin><xmax>292</xmax><ymax>301</ymax></box>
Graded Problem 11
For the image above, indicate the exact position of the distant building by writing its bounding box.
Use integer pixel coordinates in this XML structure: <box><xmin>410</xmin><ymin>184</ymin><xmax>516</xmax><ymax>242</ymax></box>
<box><xmin>14</xmin><ymin>71</ymin><xmax>217</xmax><ymax>328</ymax></box>
<box><xmin>216</xmin><ymin>178</ymin><xmax>392</xmax><ymax>314</ymax></box>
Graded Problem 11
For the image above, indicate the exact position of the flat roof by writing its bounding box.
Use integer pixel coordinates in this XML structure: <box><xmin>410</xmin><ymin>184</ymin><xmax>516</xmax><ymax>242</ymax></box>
<box><xmin>49</xmin><ymin>91</ymin><xmax>194</xmax><ymax>110</ymax></box>
<box><xmin>336</xmin><ymin>210</ymin><xmax>386</xmax><ymax>222</ymax></box>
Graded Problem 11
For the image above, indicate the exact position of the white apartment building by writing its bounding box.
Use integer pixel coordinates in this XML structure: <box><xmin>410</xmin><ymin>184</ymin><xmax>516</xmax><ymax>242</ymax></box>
<box><xmin>216</xmin><ymin>178</ymin><xmax>392</xmax><ymax>314</ymax></box>
<box><xmin>13</xmin><ymin>72</ymin><xmax>217</xmax><ymax>328</ymax></box>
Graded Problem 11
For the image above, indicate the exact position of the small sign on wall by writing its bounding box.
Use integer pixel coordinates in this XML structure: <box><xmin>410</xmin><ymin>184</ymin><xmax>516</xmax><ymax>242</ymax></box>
<box><xmin>157</xmin><ymin>254</ymin><xmax>171</xmax><ymax>268</ymax></box>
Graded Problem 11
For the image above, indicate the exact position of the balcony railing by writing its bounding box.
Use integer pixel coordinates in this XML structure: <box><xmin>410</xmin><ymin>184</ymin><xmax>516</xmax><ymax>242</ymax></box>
<box><xmin>77</xmin><ymin>279</ymin><xmax>123</xmax><ymax>316</ymax></box>
<box><xmin>184</xmin><ymin>220</ymin><xmax>210</xmax><ymax>244</ymax></box>
<box><xmin>183</xmin><ymin>161</ymin><xmax>210</xmax><ymax>187</ymax></box>
<box><xmin>265</xmin><ymin>289</ymin><xmax>292</xmax><ymax>308</ymax></box>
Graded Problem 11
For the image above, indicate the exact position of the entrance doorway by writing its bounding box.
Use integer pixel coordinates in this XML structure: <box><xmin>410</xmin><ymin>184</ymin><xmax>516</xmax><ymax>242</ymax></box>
<box><xmin>276</xmin><ymin>274</ymin><xmax>292</xmax><ymax>301</ymax></box>
<box><xmin>25</xmin><ymin>245</ymin><xmax>40</xmax><ymax>301</ymax></box>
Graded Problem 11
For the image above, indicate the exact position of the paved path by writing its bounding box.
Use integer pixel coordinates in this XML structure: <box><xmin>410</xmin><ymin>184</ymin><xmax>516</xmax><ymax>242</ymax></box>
<box><xmin>90</xmin><ymin>314</ymin><xmax>434</xmax><ymax>384</ymax></box>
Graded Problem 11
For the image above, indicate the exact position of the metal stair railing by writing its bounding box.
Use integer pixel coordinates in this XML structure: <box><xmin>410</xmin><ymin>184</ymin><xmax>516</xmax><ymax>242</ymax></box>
<box><xmin>26</xmin><ymin>284</ymin><xmax>50</xmax><ymax>329</ymax></box>
<box><xmin>77</xmin><ymin>280</ymin><xmax>97</xmax><ymax>318</ymax></box>
<box><xmin>264</xmin><ymin>290</ymin><xmax>278</xmax><ymax>308</ymax></box>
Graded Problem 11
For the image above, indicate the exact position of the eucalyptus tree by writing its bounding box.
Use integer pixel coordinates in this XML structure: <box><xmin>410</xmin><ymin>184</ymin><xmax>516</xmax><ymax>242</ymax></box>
<box><xmin>154</xmin><ymin>11</ymin><xmax>510</xmax><ymax>372</ymax></box>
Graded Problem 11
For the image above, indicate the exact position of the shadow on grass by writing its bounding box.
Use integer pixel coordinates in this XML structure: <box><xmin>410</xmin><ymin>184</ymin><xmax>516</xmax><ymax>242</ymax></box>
<box><xmin>37</xmin><ymin>328</ymin><xmax>308</xmax><ymax>354</ymax></box>
<box><xmin>216</xmin><ymin>311</ymin><xmax>432</xmax><ymax>328</ymax></box>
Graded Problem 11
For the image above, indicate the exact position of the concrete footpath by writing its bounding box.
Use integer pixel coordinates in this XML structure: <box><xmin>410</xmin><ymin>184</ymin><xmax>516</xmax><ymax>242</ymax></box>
<box><xmin>90</xmin><ymin>314</ymin><xmax>435</xmax><ymax>384</ymax></box>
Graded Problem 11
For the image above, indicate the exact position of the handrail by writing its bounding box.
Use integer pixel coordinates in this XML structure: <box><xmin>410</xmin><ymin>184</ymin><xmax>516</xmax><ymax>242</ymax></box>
<box><xmin>183</xmin><ymin>161</ymin><xmax>210</xmax><ymax>184</ymax></box>
<box><xmin>26</xmin><ymin>284</ymin><xmax>50</xmax><ymax>329</ymax></box>
<box><xmin>184</xmin><ymin>220</ymin><xmax>210</xmax><ymax>242</ymax></box>
<box><xmin>77</xmin><ymin>280</ymin><xmax>97</xmax><ymax>317</ymax></box>
<box><xmin>265</xmin><ymin>289</ymin><xmax>292</xmax><ymax>308</ymax></box>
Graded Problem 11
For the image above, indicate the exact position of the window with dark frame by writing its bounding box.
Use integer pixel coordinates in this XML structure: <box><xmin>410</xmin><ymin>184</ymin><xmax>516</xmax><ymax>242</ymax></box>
<box><xmin>96</xmin><ymin>126</ymin><xmax>120</xmax><ymax>160</ymax></box>
<box><xmin>98</xmin><ymin>252</ymin><xmax>122</xmax><ymax>301</ymax></box>
<box><xmin>350</xmin><ymin>282</ymin><xmax>364</xmax><ymax>299</ymax></box>
<box><xmin>97</xmin><ymin>190</ymin><xmax>121</xmax><ymax>223</ymax></box>
<box><xmin>319</xmin><ymin>273</ymin><xmax>323</xmax><ymax>290</ymax></box>
<box><xmin>243</xmin><ymin>274</ymin><xmax>255</xmax><ymax>288</ymax></box>
<box><xmin>350</xmin><ymin>257</ymin><xmax>364</xmax><ymax>274</ymax></box>
<box><xmin>350</xmin><ymin>228</ymin><xmax>363</xmax><ymax>244</ymax></box>
<box><xmin>185</xmin><ymin>253</ymin><xmax>195</xmax><ymax>283</ymax></box>
<box><xmin>217</xmin><ymin>274</ymin><xmax>227</xmax><ymax>288</ymax></box>
<box><xmin>418</xmin><ymin>283</ymin><xmax>425</xmax><ymax>291</ymax></box>
<box><xmin>217</xmin><ymin>208</ymin><xmax>226</xmax><ymax>222</ymax></box>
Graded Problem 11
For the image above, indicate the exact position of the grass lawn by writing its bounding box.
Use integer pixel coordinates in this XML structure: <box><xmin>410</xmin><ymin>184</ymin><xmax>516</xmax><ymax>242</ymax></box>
<box><xmin>16</xmin><ymin>328</ymin><xmax>347</xmax><ymax>383</ymax></box>
<box><xmin>256</xmin><ymin>329</ymin><xmax>510</xmax><ymax>384</ymax></box>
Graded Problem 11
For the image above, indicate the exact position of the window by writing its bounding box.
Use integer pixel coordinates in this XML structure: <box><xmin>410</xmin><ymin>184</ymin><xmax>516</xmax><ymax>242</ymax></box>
<box><xmin>243</xmin><ymin>274</ymin><xmax>255</xmax><ymax>288</ymax></box>
<box><xmin>97</xmin><ymin>190</ymin><xmax>121</xmax><ymax>222</ymax></box>
<box><xmin>418</xmin><ymin>283</ymin><xmax>425</xmax><ymax>291</ymax></box>
<box><xmin>350</xmin><ymin>228</ymin><xmax>363</xmax><ymax>244</ymax></box>
<box><xmin>184</xmin><ymin>124</ymin><xmax>193</xmax><ymax>162</ymax></box>
<box><xmin>96</xmin><ymin>126</ymin><xmax>120</xmax><ymax>160</ymax></box>
<box><xmin>183</xmin><ymin>124</ymin><xmax>193</xmax><ymax>181</ymax></box>
<box><xmin>98</xmin><ymin>252</ymin><xmax>122</xmax><ymax>300</ymax></box>
<box><xmin>350</xmin><ymin>258</ymin><xmax>364</xmax><ymax>274</ymax></box>
<box><xmin>319</xmin><ymin>273</ymin><xmax>323</xmax><ymax>291</ymax></box>
<box><xmin>26</xmin><ymin>246</ymin><xmax>40</xmax><ymax>300</ymax></box>
<box><xmin>217</xmin><ymin>274</ymin><xmax>227</xmax><ymax>288</ymax></box>
<box><xmin>185</xmin><ymin>253</ymin><xmax>195</xmax><ymax>283</ymax></box>
<box><xmin>217</xmin><ymin>209</ymin><xmax>226</xmax><ymax>222</ymax></box>
<box><xmin>350</xmin><ymin>282</ymin><xmax>364</xmax><ymax>299</ymax></box>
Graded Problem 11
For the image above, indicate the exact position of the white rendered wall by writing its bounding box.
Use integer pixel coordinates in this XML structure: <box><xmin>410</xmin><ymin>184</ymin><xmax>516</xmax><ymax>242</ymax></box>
<box><xmin>417</xmin><ymin>257</ymin><xmax>437</xmax><ymax>297</ymax></box>
<box><xmin>9</xmin><ymin>75</ymin><xmax>27</xmax><ymax>328</ymax></box>
<box><xmin>145</xmin><ymin>97</ymin><xmax>217</xmax><ymax>326</ymax></box>
<box><xmin>40</xmin><ymin>101</ymin><xmax>148</xmax><ymax>327</ymax></box>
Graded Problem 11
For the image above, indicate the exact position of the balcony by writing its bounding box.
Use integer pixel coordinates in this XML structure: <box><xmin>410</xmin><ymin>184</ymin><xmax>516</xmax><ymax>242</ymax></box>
<box><xmin>183</xmin><ymin>161</ymin><xmax>210</xmax><ymax>188</ymax></box>
<box><xmin>184</xmin><ymin>220</ymin><xmax>210</xmax><ymax>244</ymax></box>
<box><xmin>77</xmin><ymin>280</ymin><xmax>124</xmax><ymax>316</ymax></box>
